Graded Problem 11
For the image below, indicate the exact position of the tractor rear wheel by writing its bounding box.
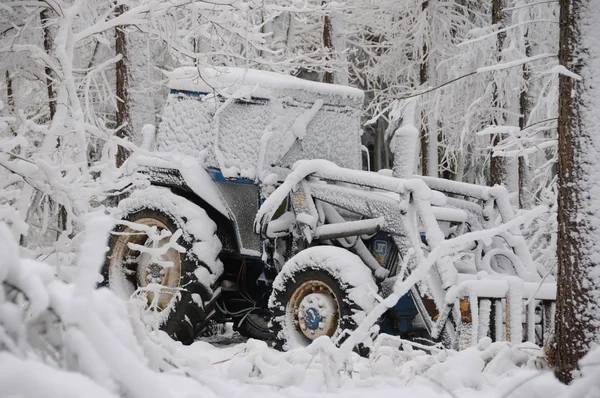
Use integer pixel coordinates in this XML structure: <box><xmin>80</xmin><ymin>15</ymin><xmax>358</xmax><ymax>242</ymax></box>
<box><xmin>104</xmin><ymin>186</ymin><xmax>223</xmax><ymax>344</ymax></box>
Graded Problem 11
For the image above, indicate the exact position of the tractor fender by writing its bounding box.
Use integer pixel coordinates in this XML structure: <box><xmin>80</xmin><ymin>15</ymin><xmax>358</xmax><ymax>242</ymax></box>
<box><xmin>129</xmin><ymin>154</ymin><xmax>260</xmax><ymax>256</ymax></box>
<box><xmin>131</xmin><ymin>154</ymin><xmax>231</xmax><ymax>220</ymax></box>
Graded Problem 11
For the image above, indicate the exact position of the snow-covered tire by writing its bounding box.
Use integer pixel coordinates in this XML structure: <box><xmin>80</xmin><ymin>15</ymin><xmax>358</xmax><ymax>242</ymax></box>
<box><xmin>104</xmin><ymin>186</ymin><xmax>223</xmax><ymax>344</ymax></box>
<box><xmin>268</xmin><ymin>246</ymin><xmax>377</xmax><ymax>351</ymax></box>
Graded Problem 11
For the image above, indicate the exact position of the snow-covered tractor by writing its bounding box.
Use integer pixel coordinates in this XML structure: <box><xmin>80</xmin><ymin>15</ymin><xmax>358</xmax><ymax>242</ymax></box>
<box><xmin>104</xmin><ymin>67</ymin><xmax>556</xmax><ymax>350</ymax></box>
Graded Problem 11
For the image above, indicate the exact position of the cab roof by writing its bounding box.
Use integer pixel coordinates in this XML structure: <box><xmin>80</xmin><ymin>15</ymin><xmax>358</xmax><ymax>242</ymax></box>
<box><xmin>166</xmin><ymin>66</ymin><xmax>364</xmax><ymax>102</ymax></box>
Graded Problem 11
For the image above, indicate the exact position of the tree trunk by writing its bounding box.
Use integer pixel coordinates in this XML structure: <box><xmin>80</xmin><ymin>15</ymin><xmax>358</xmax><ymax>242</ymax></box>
<box><xmin>553</xmin><ymin>0</ymin><xmax>600</xmax><ymax>384</ymax></box>
<box><xmin>419</xmin><ymin>0</ymin><xmax>437</xmax><ymax>177</ymax></box>
<box><xmin>489</xmin><ymin>0</ymin><xmax>507</xmax><ymax>186</ymax></box>
<box><xmin>115</xmin><ymin>4</ymin><xmax>131</xmax><ymax>167</ymax></box>
<box><xmin>518</xmin><ymin>31</ymin><xmax>532</xmax><ymax>208</ymax></box>
<box><xmin>40</xmin><ymin>8</ymin><xmax>67</xmax><ymax>233</ymax></box>
<box><xmin>40</xmin><ymin>9</ymin><xmax>55</xmax><ymax>120</ymax></box>
<box><xmin>372</xmin><ymin>117</ymin><xmax>389</xmax><ymax>171</ymax></box>
<box><xmin>5</xmin><ymin>71</ymin><xmax>14</xmax><ymax>136</ymax></box>
<box><xmin>517</xmin><ymin>153</ymin><xmax>530</xmax><ymax>207</ymax></box>
<box><xmin>322</xmin><ymin>0</ymin><xmax>334</xmax><ymax>84</ymax></box>
<box><xmin>420</xmin><ymin>0</ymin><xmax>429</xmax><ymax>176</ymax></box>
<box><xmin>127</xmin><ymin>32</ymin><xmax>156</xmax><ymax>144</ymax></box>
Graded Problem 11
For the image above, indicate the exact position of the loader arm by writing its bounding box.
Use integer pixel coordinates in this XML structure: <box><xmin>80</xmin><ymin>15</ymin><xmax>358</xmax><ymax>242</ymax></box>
<box><xmin>256</xmin><ymin>159</ymin><xmax>556</xmax><ymax>348</ymax></box>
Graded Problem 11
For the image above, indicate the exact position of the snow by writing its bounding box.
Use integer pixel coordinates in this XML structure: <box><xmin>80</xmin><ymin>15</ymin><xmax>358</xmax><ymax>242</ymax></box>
<box><xmin>476</xmin><ymin>125</ymin><xmax>522</xmax><ymax>137</ymax></box>
<box><xmin>551</xmin><ymin>65</ymin><xmax>582</xmax><ymax>81</ymax></box>
<box><xmin>166</xmin><ymin>67</ymin><xmax>365</xmax><ymax>100</ymax></box>
<box><xmin>0</xmin><ymin>219</ymin><xmax>596</xmax><ymax>397</ymax></box>
<box><xmin>313</xmin><ymin>216</ymin><xmax>384</xmax><ymax>240</ymax></box>
<box><xmin>140</xmin><ymin>124</ymin><xmax>157</xmax><ymax>151</ymax></box>
<box><xmin>157</xmin><ymin>68</ymin><xmax>363</xmax><ymax>180</ymax></box>
<box><xmin>430</xmin><ymin>206</ymin><xmax>468</xmax><ymax>223</ymax></box>
<box><xmin>389</xmin><ymin>99</ymin><xmax>419</xmax><ymax>178</ymax></box>
<box><xmin>0</xmin><ymin>0</ymin><xmax>585</xmax><ymax>393</ymax></box>
<box><xmin>130</xmin><ymin>153</ymin><xmax>230</xmax><ymax>218</ymax></box>
<box><xmin>265</xmin><ymin>211</ymin><xmax>296</xmax><ymax>238</ymax></box>
<box><xmin>0</xmin><ymin>354</ymin><xmax>115</xmax><ymax>398</ymax></box>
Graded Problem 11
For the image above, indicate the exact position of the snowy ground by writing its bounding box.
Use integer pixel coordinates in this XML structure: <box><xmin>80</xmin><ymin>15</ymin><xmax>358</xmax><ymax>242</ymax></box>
<box><xmin>181</xmin><ymin>330</ymin><xmax>563</xmax><ymax>398</ymax></box>
<box><xmin>1</xmin><ymin>217</ymin><xmax>598</xmax><ymax>398</ymax></box>
<box><xmin>1</xmin><ymin>327</ymin><xmax>567</xmax><ymax>398</ymax></box>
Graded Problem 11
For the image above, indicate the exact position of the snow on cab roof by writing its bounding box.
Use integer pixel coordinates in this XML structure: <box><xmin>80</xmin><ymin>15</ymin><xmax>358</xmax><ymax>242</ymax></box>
<box><xmin>166</xmin><ymin>66</ymin><xmax>364</xmax><ymax>101</ymax></box>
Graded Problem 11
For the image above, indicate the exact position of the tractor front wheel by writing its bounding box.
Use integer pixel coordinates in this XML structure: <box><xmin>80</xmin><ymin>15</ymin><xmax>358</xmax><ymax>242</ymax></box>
<box><xmin>268</xmin><ymin>246</ymin><xmax>377</xmax><ymax>350</ymax></box>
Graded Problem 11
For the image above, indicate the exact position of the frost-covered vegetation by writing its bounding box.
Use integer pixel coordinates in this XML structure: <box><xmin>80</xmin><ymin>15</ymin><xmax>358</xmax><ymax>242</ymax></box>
<box><xmin>0</xmin><ymin>220</ymin><xmax>597</xmax><ymax>397</ymax></box>
<box><xmin>1</xmin><ymin>0</ymin><xmax>600</xmax><ymax>395</ymax></box>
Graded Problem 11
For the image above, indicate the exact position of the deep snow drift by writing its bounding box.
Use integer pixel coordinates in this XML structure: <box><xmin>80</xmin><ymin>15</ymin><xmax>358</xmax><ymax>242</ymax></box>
<box><xmin>0</xmin><ymin>217</ymin><xmax>598</xmax><ymax>398</ymax></box>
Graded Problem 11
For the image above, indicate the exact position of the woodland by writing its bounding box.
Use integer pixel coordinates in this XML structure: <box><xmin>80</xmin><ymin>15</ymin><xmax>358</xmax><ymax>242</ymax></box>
<box><xmin>1</xmin><ymin>0</ymin><xmax>599</xmax><ymax>394</ymax></box>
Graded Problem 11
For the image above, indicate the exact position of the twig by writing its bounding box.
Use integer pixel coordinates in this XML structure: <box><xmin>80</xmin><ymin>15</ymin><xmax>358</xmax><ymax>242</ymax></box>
<box><xmin>211</xmin><ymin>348</ymin><xmax>246</xmax><ymax>365</ymax></box>
<box><xmin>504</xmin><ymin>0</ymin><xmax>558</xmax><ymax>12</ymax></box>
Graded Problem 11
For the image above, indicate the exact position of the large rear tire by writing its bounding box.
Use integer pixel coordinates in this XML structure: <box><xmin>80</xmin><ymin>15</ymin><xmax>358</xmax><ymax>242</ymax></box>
<box><xmin>268</xmin><ymin>246</ymin><xmax>377</xmax><ymax>351</ymax></box>
<box><xmin>104</xmin><ymin>186</ymin><xmax>223</xmax><ymax>344</ymax></box>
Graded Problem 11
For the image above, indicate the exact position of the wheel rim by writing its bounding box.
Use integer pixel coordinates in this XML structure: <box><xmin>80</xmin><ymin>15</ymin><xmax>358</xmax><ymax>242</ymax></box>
<box><xmin>288</xmin><ymin>279</ymin><xmax>340</xmax><ymax>342</ymax></box>
<box><xmin>109</xmin><ymin>217</ymin><xmax>182</xmax><ymax>309</ymax></box>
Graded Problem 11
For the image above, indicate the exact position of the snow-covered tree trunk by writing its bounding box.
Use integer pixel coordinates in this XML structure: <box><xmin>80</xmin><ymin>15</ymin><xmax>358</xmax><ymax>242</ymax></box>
<box><xmin>518</xmin><ymin>31</ymin><xmax>532</xmax><ymax>209</ymax></box>
<box><xmin>115</xmin><ymin>4</ymin><xmax>131</xmax><ymax>167</ymax></box>
<box><xmin>490</xmin><ymin>0</ymin><xmax>507</xmax><ymax>186</ymax></box>
<box><xmin>322</xmin><ymin>0</ymin><xmax>334</xmax><ymax>84</ymax></box>
<box><xmin>4</xmin><ymin>71</ymin><xmax>13</xmax><ymax>131</ymax></box>
<box><xmin>40</xmin><ymin>8</ymin><xmax>56</xmax><ymax>120</ymax></box>
<box><xmin>553</xmin><ymin>0</ymin><xmax>600</xmax><ymax>384</ymax></box>
<box><xmin>127</xmin><ymin>32</ymin><xmax>159</xmax><ymax>145</ymax></box>
<box><xmin>330</xmin><ymin>8</ymin><xmax>349</xmax><ymax>86</ymax></box>
<box><xmin>419</xmin><ymin>0</ymin><xmax>437</xmax><ymax>178</ymax></box>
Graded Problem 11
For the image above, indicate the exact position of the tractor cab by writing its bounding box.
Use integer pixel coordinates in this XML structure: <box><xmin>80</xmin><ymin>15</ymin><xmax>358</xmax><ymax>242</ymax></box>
<box><xmin>157</xmin><ymin>67</ymin><xmax>365</xmax><ymax>182</ymax></box>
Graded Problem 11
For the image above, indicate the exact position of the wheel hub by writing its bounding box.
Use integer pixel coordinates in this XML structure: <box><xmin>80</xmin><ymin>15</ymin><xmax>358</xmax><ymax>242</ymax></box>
<box><xmin>304</xmin><ymin>307</ymin><xmax>322</xmax><ymax>330</ymax></box>
<box><xmin>293</xmin><ymin>286</ymin><xmax>339</xmax><ymax>341</ymax></box>
<box><xmin>144</xmin><ymin>262</ymin><xmax>165</xmax><ymax>284</ymax></box>
<box><xmin>109</xmin><ymin>217</ymin><xmax>182</xmax><ymax>309</ymax></box>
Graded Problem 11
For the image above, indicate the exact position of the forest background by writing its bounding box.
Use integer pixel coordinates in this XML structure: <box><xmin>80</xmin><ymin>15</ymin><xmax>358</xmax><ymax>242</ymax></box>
<box><xmin>2</xmin><ymin>0</ymin><xmax>594</xmax><ymax>384</ymax></box>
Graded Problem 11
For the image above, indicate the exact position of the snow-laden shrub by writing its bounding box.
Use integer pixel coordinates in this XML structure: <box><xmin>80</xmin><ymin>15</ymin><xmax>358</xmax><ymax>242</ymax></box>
<box><xmin>0</xmin><ymin>217</ymin><xmax>178</xmax><ymax>397</ymax></box>
<box><xmin>0</xmin><ymin>214</ymin><xmax>588</xmax><ymax>398</ymax></box>
<box><xmin>0</xmin><ymin>101</ymin><xmax>28</xmax><ymax>240</ymax></box>
<box><xmin>524</xmin><ymin>188</ymin><xmax>557</xmax><ymax>277</ymax></box>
